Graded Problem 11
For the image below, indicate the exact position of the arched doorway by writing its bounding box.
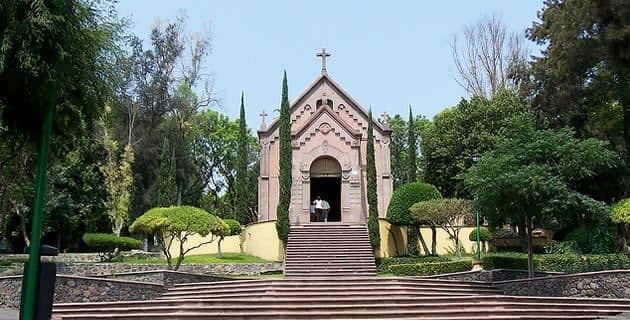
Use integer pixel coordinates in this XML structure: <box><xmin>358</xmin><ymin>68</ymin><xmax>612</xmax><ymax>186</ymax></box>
<box><xmin>310</xmin><ymin>156</ymin><xmax>342</xmax><ymax>222</ymax></box>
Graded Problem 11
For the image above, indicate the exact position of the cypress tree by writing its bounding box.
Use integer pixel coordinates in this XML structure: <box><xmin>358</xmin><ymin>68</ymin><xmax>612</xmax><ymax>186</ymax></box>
<box><xmin>155</xmin><ymin>137</ymin><xmax>176</xmax><ymax>207</ymax></box>
<box><xmin>367</xmin><ymin>109</ymin><xmax>381</xmax><ymax>250</ymax></box>
<box><xmin>276</xmin><ymin>71</ymin><xmax>292</xmax><ymax>245</ymax></box>
<box><xmin>407</xmin><ymin>106</ymin><xmax>417</xmax><ymax>183</ymax></box>
<box><xmin>235</xmin><ymin>92</ymin><xmax>249</xmax><ymax>224</ymax></box>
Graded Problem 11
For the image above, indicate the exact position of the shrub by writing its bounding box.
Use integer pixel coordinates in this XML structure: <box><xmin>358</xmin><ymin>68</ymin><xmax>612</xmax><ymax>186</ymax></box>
<box><xmin>389</xmin><ymin>260</ymin><xmax>471</xmax><ymax>276</ymax></box>
<box><xmin>130</xmin><ymin>206</ymin><xmax>229</xmax><ymax>270</ymax></box>
<box><xmin>469</xmin><ymin>227</ymin><xmax>493</xmax><ymax>242</ymax></box>
<box><xmin>82</xmin><ymin>233</ymin><xmax>141</xmax><ymax>261</ymax></box>
<box><xmin>482</xmin><ymin>253</ymin><xmax>530</xmax><ymax>270</ymax></box>
<box><xmin>387</xmin><ymin>183</ymin><xmax>442</xmax><ymax>225</ymax></box>
<box><xmin>612</xmin><ymin>198</ymin><xmax>630</xmax><ymax>224</ymax></box>
<box><xmin>376</xmin><ymin>256</ymin><xmax>450</xmax><ymax>273</ymax></box>
<box><xmin>564</xmin><ymin>226</ymin><xmax>592</xmax><ymax>252</ymax></box>
<box><xmin>544</xmin><ymin>240</ymin><xmax>581</xmax><ymax>254</ymax></box>
<box><xmin>387</xmin><ymin>182</ymin><xmax>441</xmax><ymax>255</ymax></box>
<box><xmin>482</xmin><ymin>253</ymin><xmax>630</xmax><ymax>273</ymax></box>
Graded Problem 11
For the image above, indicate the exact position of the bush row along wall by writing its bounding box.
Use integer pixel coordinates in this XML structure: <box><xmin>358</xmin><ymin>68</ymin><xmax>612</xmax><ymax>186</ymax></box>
<box><xmin>0</xmin><ymin>275</ymin><xmax>165</xmax><ymax>309</ymax></box>
<box><xmin>422</xmin><ymin>269</ymin><xmax>563</xmax><ymax>282</ymax></box>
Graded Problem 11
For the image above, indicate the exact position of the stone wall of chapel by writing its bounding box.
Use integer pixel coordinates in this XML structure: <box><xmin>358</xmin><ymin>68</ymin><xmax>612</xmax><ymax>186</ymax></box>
<box><xmin>258</xmin><ymin>77</ymin><xmax>392</xmax><ymax>223</ymax></box>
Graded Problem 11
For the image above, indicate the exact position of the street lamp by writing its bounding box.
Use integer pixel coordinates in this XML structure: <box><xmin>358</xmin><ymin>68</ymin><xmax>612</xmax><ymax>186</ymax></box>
<box><xmin>472</xmin><ymin>154</ymin><xmax>482</xmax><ymax>261</ymax></box>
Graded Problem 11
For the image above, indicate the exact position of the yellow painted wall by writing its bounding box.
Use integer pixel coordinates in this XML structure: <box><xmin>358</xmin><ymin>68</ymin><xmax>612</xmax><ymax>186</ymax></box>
<box><xmin>240</xmin><ymin>220</ymin><xmax>284</xmax><ymax>261</ymax></box>
<box><xmin>168</xmin><ymin>220</ymin><xmax>283</xmax><ymax>262</ymax></box>
<box><xmin>170</xmin><ymin>218</ymin><xmax>480</xmax><ymax>261</ymax></box>
<box><xmin>377</xmin><ymin>218</ymin><xmax>481</xmax><ymax>257</ymax></box>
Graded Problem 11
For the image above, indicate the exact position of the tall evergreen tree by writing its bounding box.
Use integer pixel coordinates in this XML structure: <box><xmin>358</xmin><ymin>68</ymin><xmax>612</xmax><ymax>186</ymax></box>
<box><xmin>276</xmin><ymin>72</ymin><xmax>292</xmax><ymax>245</ymax></box>
<box><xmin>367</xmin><ymin>110</ymin><xmax>381</xmax><ymax>250</ymax></box>
<box><xmin>407</xmin><ymin>106</ymin><xmax>417</xmax><ymax>183</ymax></box>
<box><xmin>155</xmin><ymin>137</ymin><xmax>176</xmax><ymax>208</ymax></box>
<box><xmin>235</xmin><ymin>92</ymin><xmax>249</xmax><ymax>224</ymax></box>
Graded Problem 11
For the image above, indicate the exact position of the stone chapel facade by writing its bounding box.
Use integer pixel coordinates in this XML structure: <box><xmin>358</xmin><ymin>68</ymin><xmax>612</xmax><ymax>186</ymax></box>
<box><xmin>257</xmin><ymin>50</ymin><xmax>393</xmax><ymax>225</ymax></box>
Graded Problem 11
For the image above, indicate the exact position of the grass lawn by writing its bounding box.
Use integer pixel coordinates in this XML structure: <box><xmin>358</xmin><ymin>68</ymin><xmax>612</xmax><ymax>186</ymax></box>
<box><xmin>118</xmin><ymin>252</ymin><xmax>271</xmax><ymax>264</ymax></box>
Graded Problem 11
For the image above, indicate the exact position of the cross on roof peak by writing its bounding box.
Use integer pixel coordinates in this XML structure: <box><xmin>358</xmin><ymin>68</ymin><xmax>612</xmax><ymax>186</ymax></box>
<box><xmin>316</xmin><ymin>48</ymin><xmax>331</xmax><ymax>75</ymax></box>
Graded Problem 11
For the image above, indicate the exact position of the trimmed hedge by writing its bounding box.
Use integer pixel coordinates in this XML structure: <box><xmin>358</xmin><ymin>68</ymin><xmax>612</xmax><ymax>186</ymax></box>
<box><xmin>376</xmin><ymin>256</ymin><xmax>451</xmax><ymax>273</ymax></box>
<box><xmin>469</xmin><ymin>227</ymin><xmax>493</xmax><ymax>242</ymax></box>
<box><xmin>82</xmin><ymin>233</ymin><xmax>141</xmax><ymax>251</ymax></box>
<box><xmin>482</xmin><ymin>253</ymin><xmax>630</xmax><ymax>273</ymax></box>
<box><xmin>386</xmin><ymin>182</ymin><xmax>442</xmax><ymax>225</ymax></box>
<box><xmin>82</xmin><ymin>233</ymin><xmax>142</xmax><ymax>261</ymax></box>
<box><xmin>389</xmin><ymin>260</ymin><xmax>471</xmax><ymax>276</ymax></box>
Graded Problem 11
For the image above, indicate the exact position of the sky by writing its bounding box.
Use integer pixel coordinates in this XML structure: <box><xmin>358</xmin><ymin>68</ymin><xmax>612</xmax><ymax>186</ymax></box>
<box><xmin>116</xmin><ymin>0</ymin><xmax>545</xmax><ymax>129</ymax></box>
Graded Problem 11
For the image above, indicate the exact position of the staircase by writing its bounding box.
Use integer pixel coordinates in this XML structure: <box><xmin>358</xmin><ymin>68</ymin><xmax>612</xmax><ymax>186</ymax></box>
<box><xmin>52</xmin><ymin>278</ymin><xmax>630</xmax><ymax>319</ymax></box>
<box><xmin>50</xmin><ymin>224</ymin><xmax>630</xmax><ymax>319</ymax></box>
<box><xmin>284</xmin><ymin>224</ymin><xmax>377</xmax><ymax>277</ymax></box>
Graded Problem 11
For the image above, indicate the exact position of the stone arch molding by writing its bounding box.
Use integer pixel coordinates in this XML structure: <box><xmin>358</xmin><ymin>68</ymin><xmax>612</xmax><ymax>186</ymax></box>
<box><xmin>300</xmin><ymin>141</ymin><xmax>353</xmax><ymax>182</ymax></box>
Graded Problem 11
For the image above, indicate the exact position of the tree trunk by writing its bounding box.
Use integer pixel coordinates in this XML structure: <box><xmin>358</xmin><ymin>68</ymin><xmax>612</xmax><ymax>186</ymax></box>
<box><xmin>430</xmin><ymin>225</ymin><xmax>437</xmax><ymax>256</ymax></box>
<box><xmin>526</xmin><ymin>216</ymin><xmax>534</xmax><ymax>278</ymax></box>
<box><xmin>407</xmin><ymin>226</ymin><xmax>419</xmax><ymax>256</ymax></box>
<box><xmin>454</xmin><ymin>230</ymin><xmax>461</xmax><ymax>259</ymax></box>
<box><xmin>176</xmin><ymin>183</ymin><xmax>183</xmax><ymax>206</ymax></box>
<box><xmin>217</xmin><ymin>237</ymin><xmax>223</xmax><ymax>258</ymax></box>
<box><xmin>15</xmin><ymin>204</ymin><xmax>31</xmax><ymax>248</ymax></box>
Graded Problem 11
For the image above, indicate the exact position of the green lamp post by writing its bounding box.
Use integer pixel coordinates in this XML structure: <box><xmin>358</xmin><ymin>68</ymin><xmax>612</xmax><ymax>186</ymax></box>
<box><xmin>472</xmin><ymin>154</ymin><xmax>482</xmax><ymax>263</ymax></box>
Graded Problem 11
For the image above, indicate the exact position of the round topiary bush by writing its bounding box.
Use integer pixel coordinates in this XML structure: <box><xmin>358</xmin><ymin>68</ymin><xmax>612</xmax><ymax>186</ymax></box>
<box><xmin>468</xmin><ymin>227</ymin><xmax>493</xmax><ymax>242</ymax></box>
<box><xmin>222</xmin><ymin>219</ymin><xmax>242</xmax><ymax>236</ymax></box>
<box><xmin>387</xmin><ymin>182</ymin><xmax>442</xmax><ymax>225</ymax></box>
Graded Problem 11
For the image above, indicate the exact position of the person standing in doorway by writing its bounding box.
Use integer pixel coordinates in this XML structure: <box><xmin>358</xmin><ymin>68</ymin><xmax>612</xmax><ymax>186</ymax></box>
<box><xmin>322</xmin><ymin>199</ymin><xmax>331</xmax><ymax>222</ymax></box>
<box><xmin>310</xmin><ymin>200</ymin><xmax>317</xmax><ymax>222</ymax></box>
<box><xmin>315</xmin><ymin>196</ymin><xmax>323</xmax><ymax>222</ymax></box>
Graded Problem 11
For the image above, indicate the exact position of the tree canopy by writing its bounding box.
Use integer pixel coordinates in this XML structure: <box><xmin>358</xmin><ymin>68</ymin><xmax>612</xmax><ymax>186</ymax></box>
<box><xmin>464</xmin><ymin>113</ymin><xmax>617</xmax><ymax>276</ymax></box>
<box><xmin>130</xmin><ymin>206</ymin><xmax>228</xmax><ymax>270</ymax></box>
<box><xmin>421</xmin><ymin>90</ymin><xmax>526</xmax><ymax>197</ymax></box>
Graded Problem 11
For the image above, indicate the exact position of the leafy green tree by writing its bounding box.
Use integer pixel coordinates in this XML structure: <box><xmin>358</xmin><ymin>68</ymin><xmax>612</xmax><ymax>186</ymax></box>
<box><xmin>523</xmin><ymin>0</ymin><xmax>630</xmax><ymax>164</ymax></box>
<box><xmin>388</xmin><ymin>113</ymin><xmax>429</xmax><ymax>189</ymax></box>
<box><xmin>0</xmin><ymin>0</ymin><xmax>124</xmax><ymax>139</ymax></box>
<box><xmin>410</xmin><ymin>199</ymin><xmax>473</xmax><ymax>259</ymax></box>
<box><xmin>464</xmin><ymin>113</ymin><xmax>617</xmax><ymax>277</ymax></box>
<box><xmin>422</xmin><ymin>90</ymin><xmax>526</xmax><ymax>197</ymax></box>
<box><xmin>155</xmin><ymin>137</ymin><xmax>177</xmax><ymax>207</ymax></box>
<box><xmin>612</xmin><ymin>198</ymin><xmax>630</xmax><ymax>253</ymax></box>
<box><xmin>276</xmin><ymin>71</ymin><xmax>291</xmax><ymax>245</ymax></box>
<box><xmin>217</xmin><ymin>219</ymin><xmax>242</xmax><ymax>258</ymax></box>
<box><xmin>235</xmin><ymin>93</ymin><xmax>250</xmax><ymax>224</ymax></box>
<box><xmin>407</xmin><ymin>106</ymin><xmax>418</xmax><ymax>183</ymax></box>
<box><xmin>130</xmin><ymin>206</ymin><xmax>228</xmax><ymax>270</ymax></box>
<box><xmin>387</xmin><ymin>182</ymin><xmax>442</xmax><ymax>256</ymax></box>
<box><xmin>100</xmin><ymin>108</ymin><xmax>135</xmax><ymax>236</ymax></box>
<box><xmin>367</xmin><ymin>110</ymin><xmax>380</xmax><ymax>250</ymax></box>
<box><xmin>388</xmin><ymin>115</ymin><xmax>408</xmax><ymax>188</ymax></box>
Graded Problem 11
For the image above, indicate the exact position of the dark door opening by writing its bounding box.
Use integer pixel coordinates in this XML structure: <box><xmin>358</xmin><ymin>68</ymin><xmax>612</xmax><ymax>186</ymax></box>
<box><xmin>310</xmin><ymin>177</ymin><xmax>341</xmax><ymax>222</ymax></box>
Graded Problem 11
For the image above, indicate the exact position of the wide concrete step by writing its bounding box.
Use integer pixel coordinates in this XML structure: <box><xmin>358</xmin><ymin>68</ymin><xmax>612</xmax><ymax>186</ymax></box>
<box><xmin>54</xmin><ymin>295</ymin><xmax>630</xmax><ymax>310</ymax></box>
<box><xmin>168</xmin><ymin>279</ymin><xmax>497</xmax><ymax>291</ymax></box>
<box><xmin>162</xmin><ymin>285</ymin><xmax>499</xmax><ymax>298</ymax></box>
<box><xmin>52</xmin><ymin>307</ymin><xmax>628</xmax><ymax>320</ymax></box>
<box><xmin>53</xmin><ymin>302</ymin><xmax>630</xmax><ymax>316</ymax></box>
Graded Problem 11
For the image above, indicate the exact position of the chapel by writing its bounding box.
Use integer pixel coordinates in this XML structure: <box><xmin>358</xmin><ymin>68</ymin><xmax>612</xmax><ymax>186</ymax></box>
<box><xmin>257</xmin><ymin>49</ymin><xmax>393</xmax><ymax>225</ymax></box>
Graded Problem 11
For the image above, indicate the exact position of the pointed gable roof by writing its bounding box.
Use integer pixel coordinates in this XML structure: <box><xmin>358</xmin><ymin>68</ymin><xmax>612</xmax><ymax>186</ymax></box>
<box><xmin>259</xmin><ymin>73</ymin><xmax>391</xmax><ymax>136</ymax></box>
